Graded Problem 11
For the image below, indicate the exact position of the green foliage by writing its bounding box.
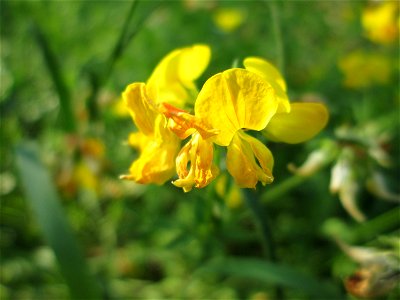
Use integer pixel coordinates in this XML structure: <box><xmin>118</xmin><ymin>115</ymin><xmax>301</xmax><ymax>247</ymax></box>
<box><xmin>1</xmin><ymin>0</ymin><xmax>399</xmax><ymax>299</ymax></box>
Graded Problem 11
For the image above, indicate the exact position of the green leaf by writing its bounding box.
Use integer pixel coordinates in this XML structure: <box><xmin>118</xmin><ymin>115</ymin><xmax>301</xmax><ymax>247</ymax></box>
<box><xmin>196</xmin><ymin>257</ymin><xmax>342</xmax><ymax>298</ymax></box>
<box><xmin>15</xmin><ymin>142</ymin><xmax>101</xmax><ymax>299</ymax></box>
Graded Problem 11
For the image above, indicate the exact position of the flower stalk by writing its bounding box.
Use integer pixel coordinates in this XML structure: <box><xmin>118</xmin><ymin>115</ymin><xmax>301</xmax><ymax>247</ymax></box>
<box><xmin>243</xmin><ymin>188</ymin><xmax>284</xmax><ymax>299</ymax></box>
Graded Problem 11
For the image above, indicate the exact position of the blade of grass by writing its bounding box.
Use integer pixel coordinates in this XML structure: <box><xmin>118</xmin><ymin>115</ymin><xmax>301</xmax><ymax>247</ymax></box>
<box><xmin>195</xmin><ymin>257</ymin><xmax>342</xmax><ymax>298</ymax></box>
<box><xmin>15</xmin><ymin>142</ymin><xmax>101</xmax><ymax>299</ymax></box>
<box><xmin>32</xmin><ymin>23</ymin><xmax>76</xmax><ymax>132</ymax></box>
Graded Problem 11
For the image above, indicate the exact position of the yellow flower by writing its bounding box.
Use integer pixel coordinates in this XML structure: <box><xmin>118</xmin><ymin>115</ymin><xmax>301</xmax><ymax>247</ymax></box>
<box><xmin>194</xmin><ymin>61</ymin><xmax>328</xmax><ymax>188</ymax></box>
<box><xmin>213</xmin><ymin>7</ymin><xmax>245</xmax><ymax>33</ymax></box>
<box><xmin>194</xmin><ymin>68</ymin><xmax>279</xmax><ymax>188</ymax></box>
<box><xmin>338</xmin><ymin>50</ymin><xmax>392</xmax><ymax>89</ymax></box>
<box><xmin>362</xmin><ymin>1</ymin><xmax>399</xmax><ymax>44</ymax></box>
<box><xmin>122</xmin><ymin>47</ymin><xmax>328</xmax><ymax>191</ymax></box>
<box><xmin>121</xmin><ymin>45</ymin><xmax>210</xmax><ymax>184</ymax></box>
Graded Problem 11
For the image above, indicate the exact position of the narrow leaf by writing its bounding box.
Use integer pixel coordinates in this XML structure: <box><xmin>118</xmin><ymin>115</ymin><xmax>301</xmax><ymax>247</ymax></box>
<box><xmin>15</xmin><ymin>142</ymin><xmax>100</xmax><ymax>299</ymax></box>
<box><xmin>196</xmin><ymin>257</ymin><xmax>342</xmax><ymax>298</ymax></box>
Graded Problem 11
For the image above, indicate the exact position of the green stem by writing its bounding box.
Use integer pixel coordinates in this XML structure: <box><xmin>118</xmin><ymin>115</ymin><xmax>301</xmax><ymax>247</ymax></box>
<box><xmin>86</xmin><ymin>0</ymin><xmax>161</xmax><ymax>121</ymax></box>
<box><xmin>261</xmin><ymin>175</ymin><xmax>307</xmax><ymax>204</ymax></box>
<box><xmin>32</xmin><ymin>23</ymin><xmax>76</xmax><ymax>132</ymax></box>
<box><xmin>104</xmin><ymin>0</ymin><xmax>139</xmax><ymax>80</ymax></box>
<box><xmin>243</xmin><ymin>189</ymin><xmax>284</xmax><ymax>299</ymax></box>
<box><xmin>266</xmin><ymin>0</ymin><xmax>284</xmax><ymax>73</ymax></box>
<box><xmin>350</xmin><ymin>207</ymin><xmax>400</xmax><ymax>243</ymax></box>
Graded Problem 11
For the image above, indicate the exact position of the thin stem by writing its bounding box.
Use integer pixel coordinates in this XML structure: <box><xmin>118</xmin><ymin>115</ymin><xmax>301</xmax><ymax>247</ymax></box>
<box><xmin>32</xmin><ymin>22</ymin><xmax>76</xmax><ymax>132</ymax></box>
<box><xmin>104</xmin><ymin>0</ymin><xmax>139</xmax><ymax>79</ymax></box>
<box><xmin>350</xmin><ymin>207</ymin><xmax>400</xmax><ymax>243</ymax></box>
<box><xmin>266</xmin><ymin>0</ymin><xmax>284</xmax><ymax>73</ymax></box>
<box><xmin>243</xmin><ymin>188</ymin><xmax>284</xmax><ymax>299</ymax></box>
<box><xmin>261</xmin><ymin>175</ymin><xmax>307</xmax><ymax>204</ymax></box>
<box><xmin>86</xmin><ymin>1</ymin><xmax>162</xmax><ymax>121</ymax></box>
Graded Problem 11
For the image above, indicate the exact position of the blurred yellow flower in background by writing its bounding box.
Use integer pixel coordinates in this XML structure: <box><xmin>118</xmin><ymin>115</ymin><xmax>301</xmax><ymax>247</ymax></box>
<box><xmin>362</xmin><ymin>1</ymin><xmax>399</xmax><ymax>44</ymax></box>
<box><xmin>216</xmin><ymin>173</ymin><xmax>244</xmax><ymax>208</ymax></box>
<box><xmin>213</xmin><ymin>7</ymin><xmax>245</xmax><ymax>33</ymax></box>
<box><xmin>73</xmin><ymin>162</ymin><xmax>99</xmax><ymax>193</ymax></box>
<box><xmin>338</xmin><ymin>50</ymin><xmax>392</xmax><ymax>89</ymax></box>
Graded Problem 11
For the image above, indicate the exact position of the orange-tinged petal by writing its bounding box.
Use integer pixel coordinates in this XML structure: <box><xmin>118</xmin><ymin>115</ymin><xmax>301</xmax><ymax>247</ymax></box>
<box><xmin>159</xmin><ymin>102</ymin><xmax>219</xmax><ymax>139</ymax></box>
<box><xmin>195</xmin><ymin>68</ymin><xmax>279</xmax><ymax>146</ymax></box>
<box><xmin>146</xmin><ymin>44</ymin><xmax>211</xmax><ymax>107</ymax></box>
<box><xmin>264</xmin><ymin>102</ymin><xmax>329</xmax><ymax>144</ymax></box>
<box><xmin>244</xmin><ymin>57</ymin><xmax>290</xmax><ymax>113</ymax></box>
<box><xmin>226</xmin><ymin>132</ymin><xmax>274</xmax><ymax>189</ymax></box>
<box><xmin>173</xmin><ymin>133</ymin><xmax>219</xmax><ymax>192</ymax></box>
<box><xmin>123</xmin><ymin>83</ymin><xmax>158</xmax><ymax>135</ymax></box>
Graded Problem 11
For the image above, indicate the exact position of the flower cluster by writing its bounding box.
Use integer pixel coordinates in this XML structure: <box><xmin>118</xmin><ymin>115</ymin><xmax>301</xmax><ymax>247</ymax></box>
<box><xmin>121</xmin><ymin>44</ymin><xmax>328</xmax><ymax>192</ymax></box>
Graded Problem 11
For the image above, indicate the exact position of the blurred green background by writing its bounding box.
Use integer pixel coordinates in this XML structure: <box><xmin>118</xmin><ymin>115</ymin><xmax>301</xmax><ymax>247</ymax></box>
<box><xmin>1</xmin><ymin>0</ymin><xmax>399</xmax><ymax>299</ymax></box>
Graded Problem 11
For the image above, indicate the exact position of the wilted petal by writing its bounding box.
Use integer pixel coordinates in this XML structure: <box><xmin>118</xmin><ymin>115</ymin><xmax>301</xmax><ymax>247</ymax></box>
<box><xmin>226</xmin><ymin>132</ymin><xmax>274</xmax><ymax>188</ymax></box>
<box><xmin>366</xmin><ymin>171</ymin><xmax>400</xmax><ymax>203</ymax></box>
<box><xmin>264</xmin><ymin>102</ymin><xmax>329</xmax><ymax>144</ymax></box>
<box><xmin>339</xmin><ymin>179</ymin><xmax>366</xmax><ymax>223</ymax></box>
<box><xmin>288</xmin><ymin>140</ymin><xmax>338</xmax><ymax>176</ymax></box>
<box><xmin>147</xmin><ymin>44</ymin><xmax>211</xmax><ymax>107</ymax></box>
<box><xmin>338</xmin><ymin>239</ymin><xmax>400</xmax><ymax>298</ymax></box>
<box><xmin>330</xmin><ymin>149</ymin><xmax>352</xmax><ymax>194</ymax></box>
<box><xmin>289</xmin><ymin>149</ymin><xmax>329</xmax><ymax>176</ymax></box>
<box><xmin>195</xmin><ymin>68</ymin><xmax>278</xmax><ymax>146</ymax></box>
<box><xmin>123</xmin><ymin>83</ymin><xmax>158</xmax><ymax>136</ymax></box>
<box><xmin>244</xmin><ymin>57</ymin><xmax>290</xmax><ymax>113</ymax></box>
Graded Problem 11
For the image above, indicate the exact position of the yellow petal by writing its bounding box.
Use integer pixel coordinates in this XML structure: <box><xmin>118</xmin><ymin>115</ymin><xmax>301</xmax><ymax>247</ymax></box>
<box><xmin>178</xmin><ymin>44</ymin><xmax>211</xmax><ymax>85</ymax></box>
<box><xmin>226</xmin><ymin>132</ymin><xmax>274</xmax><ymax>188</ymax></box>
<box><xmin>173</xmin><ymin>133</ymin><xmax>219</xmax><ymax>192</ymax></box>
<box><xmin>244</xmin><ymin>57</ymin><xmax>290</xmax><ymax>113</ymax></box>
<box><xmin>121</xmin><ymin>115</ymin><xmax>180</xmax><ymax>185</ymax></box>
<box><xmin>123</xmin><ymin>83</ymin><xmax>158</xmax><ymax>136</ymax></box>
<box><xmin>146</xmin><ymin>44</ymin><xmax>211</xmax><ymax>107</ymax></box>
<box><xmin>264</xmin><ymin>102</ymin><xmax>329</xmax><ymax>144</ymax></box>
<box><xmin>195</xmin><ymin>68</ymin><xmax>278</xmax><ymax>146</ymax></box>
